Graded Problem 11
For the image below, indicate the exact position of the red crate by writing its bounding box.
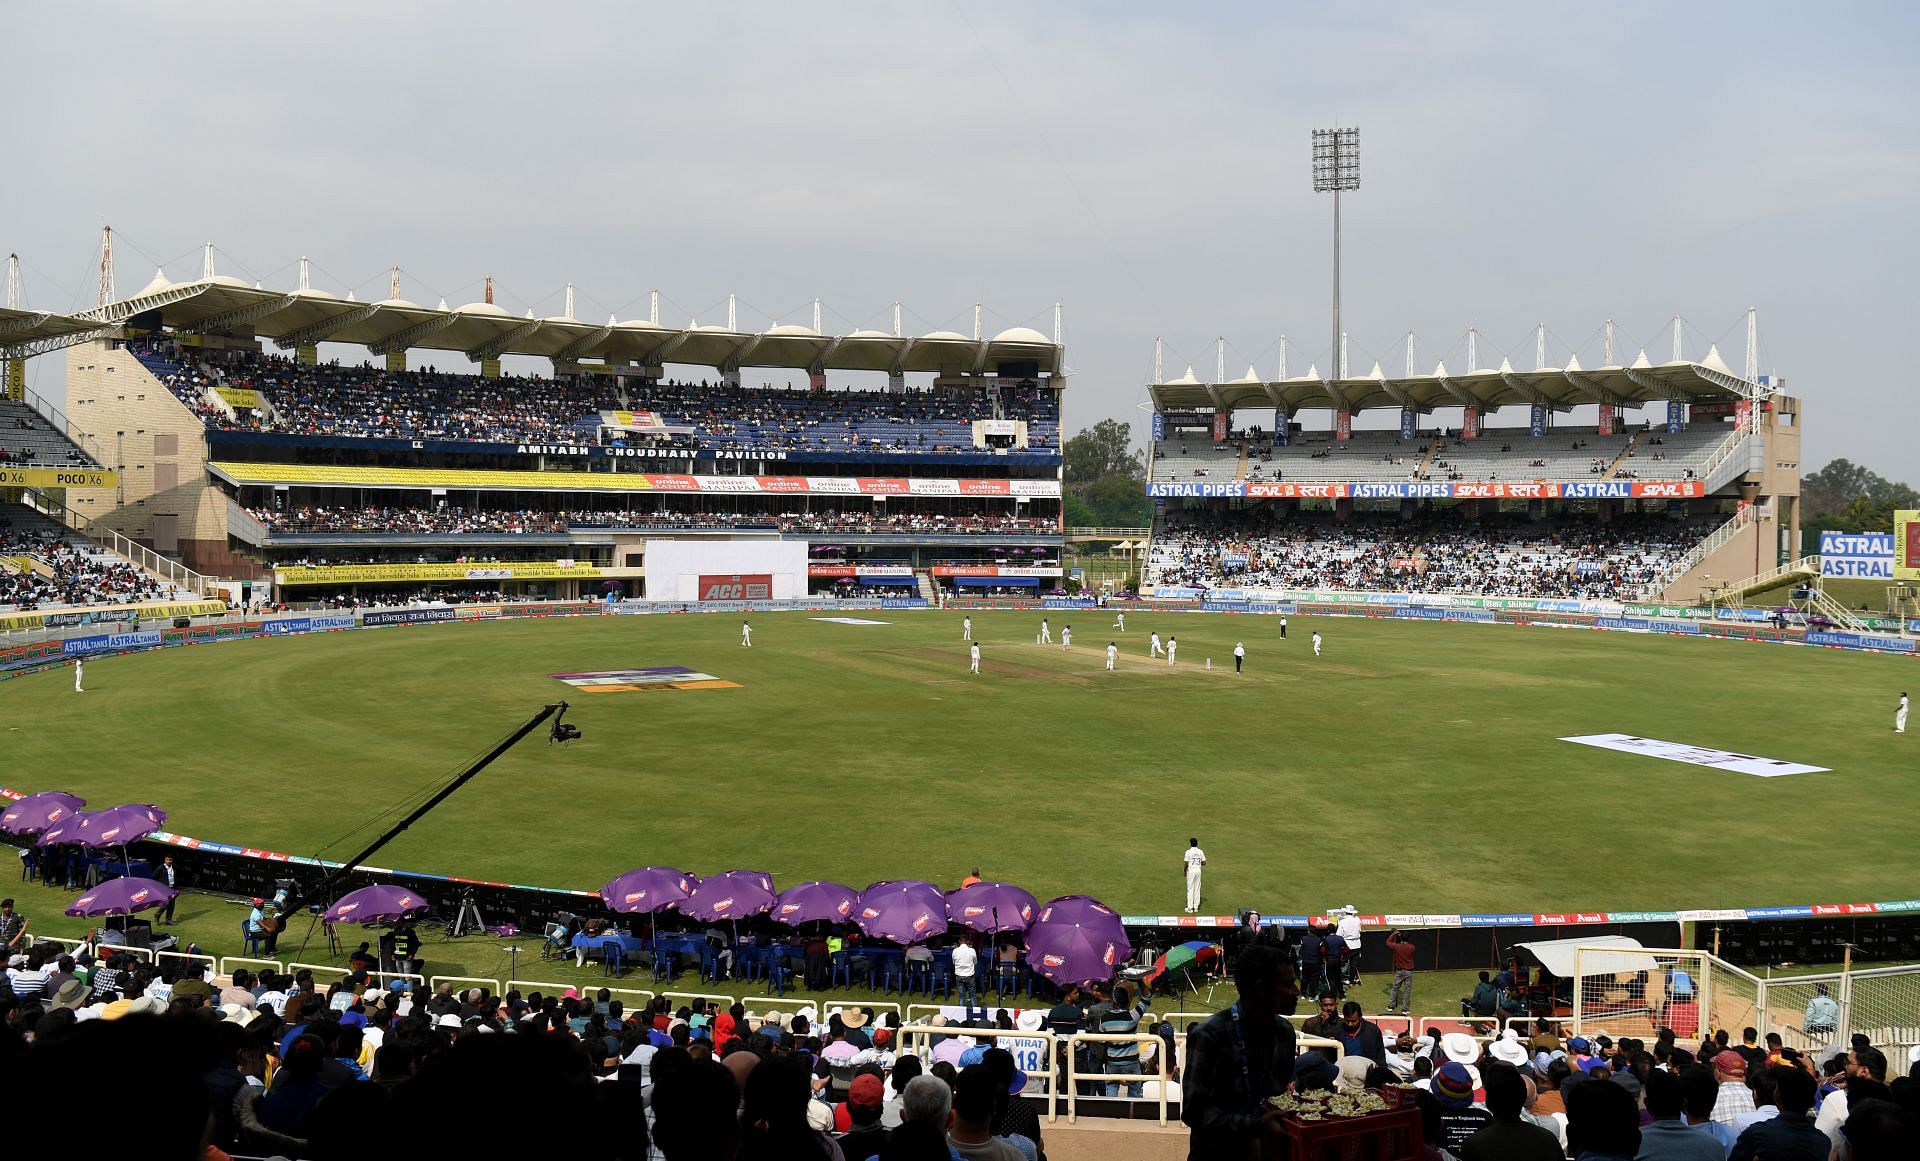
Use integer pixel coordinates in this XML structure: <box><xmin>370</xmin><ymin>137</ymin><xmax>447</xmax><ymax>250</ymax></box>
<box><xmin>1280</xmin><ymin>1105</ymin><xmax>1424</xmax><ymax>1161</ymax></box>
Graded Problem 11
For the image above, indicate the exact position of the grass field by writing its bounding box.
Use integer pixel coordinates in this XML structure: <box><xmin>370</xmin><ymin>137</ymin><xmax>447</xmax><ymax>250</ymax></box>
<box><xmin>7</xmin><ymin>610</ymin><xmax>1916</xmax><ymax>918</ymax></box>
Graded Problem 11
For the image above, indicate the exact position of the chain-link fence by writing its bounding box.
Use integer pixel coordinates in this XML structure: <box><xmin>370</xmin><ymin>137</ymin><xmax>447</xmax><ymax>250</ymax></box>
<box><xmin>1571</xmin><ymin>946</ymin><xmax>1920</xmax><ymax>1064</ymax></box>
<box><xmin>1758</xmin><ymin>965</ymin><xmax>1920</xmax><ymax>1061</ymax></box>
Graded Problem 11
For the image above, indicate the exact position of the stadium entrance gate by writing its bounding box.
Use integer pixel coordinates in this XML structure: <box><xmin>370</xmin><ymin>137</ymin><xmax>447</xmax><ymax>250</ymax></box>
<box><xmin>1570</xmin><ymin>945</ymin><xmax>1920</xmax><ymax>1061</ymax></box>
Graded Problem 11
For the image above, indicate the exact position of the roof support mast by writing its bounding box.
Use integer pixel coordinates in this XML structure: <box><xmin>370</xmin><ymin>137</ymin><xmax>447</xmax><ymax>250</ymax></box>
<box><xmin>1745</xmin><ymin>307</ymin><xmax>1758</xmax><ymax>382</ymax></box>
<box><xmin>98</xmin><ymin>225</ymin><xmax>115</xmax><ymax>308</ymax></box>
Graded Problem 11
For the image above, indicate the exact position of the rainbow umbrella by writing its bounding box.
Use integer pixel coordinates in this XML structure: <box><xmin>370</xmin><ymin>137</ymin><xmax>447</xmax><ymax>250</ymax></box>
<box><xmin>1143</xmin><ymin>940</ymin><xmax>1224</xmax><ymax>990</ymax></box>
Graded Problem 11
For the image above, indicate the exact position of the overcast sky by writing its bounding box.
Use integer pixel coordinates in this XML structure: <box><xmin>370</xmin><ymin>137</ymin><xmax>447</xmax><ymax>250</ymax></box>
<box><xmin>7</xmin><ymin>1</ymin><xmax>1915</xmax><ymax>477</ymax></box>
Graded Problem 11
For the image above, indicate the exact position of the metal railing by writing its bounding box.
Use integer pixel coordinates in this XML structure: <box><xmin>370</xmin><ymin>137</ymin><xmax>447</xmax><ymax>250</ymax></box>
<box><xmin>895</xmin><ymin>1024</ymin><xmax>1060</xmax><ymax>1122</ymax></box>
<box><xmin>1637</xmin><ymin>505</ymin><xmax>1753</xmax><ymax>599</ymax></box>
<box><xmin>18</xmin><ymin>487</ymin><xmax>221</xmax><ymax>592</ymax></box>
<box><xmin>16</xmin><ymin>384</ymin><xmax>109</xmax><ymax>464</ymax></box>
<box><xmin>1701</xmin><ymin>431</ymin><xmax>1759</xmax><ymax>494</ymax></box>
<box><xmin>1060</xmin><ymin>1032</ymin><xmax>1180</xmax><ymax>1125</ymax></box>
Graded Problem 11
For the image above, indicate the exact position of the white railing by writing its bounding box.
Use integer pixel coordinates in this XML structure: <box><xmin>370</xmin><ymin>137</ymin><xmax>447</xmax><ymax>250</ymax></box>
<box><xmin>1701</xmin><ymin>431</ymin><xmax>1758</xmax><ymax>494</ymax></box>
<box><xmin>14</xmin><ymin>385</ymin><xmax>110</xmax><ymax>465</ymax></box>
<box><xmin>1637</xmin><ymin>506</ymin><xmax>1753</xmax><ymax>599</ymax></box>
<box><xmin>1730</xmin><ymin>555</ymin><xmax>1819</xmax><ymax>598</ymax></box>
<box><xmin>18</xmin><ymin>488</ymin><xmax>220</xmax><ymax>592</ymax></box>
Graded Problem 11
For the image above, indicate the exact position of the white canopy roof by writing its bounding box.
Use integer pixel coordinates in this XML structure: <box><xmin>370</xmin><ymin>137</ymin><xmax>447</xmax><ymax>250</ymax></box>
<box><xmin>1512</xmin><ymin>935</ymin><xmax>1658</xmax><ymax>979</ymax></box>
<box><xmin>78</xmin><ymin>276</ymin><xmax>1065</xmax><ymax>376</ymax></box>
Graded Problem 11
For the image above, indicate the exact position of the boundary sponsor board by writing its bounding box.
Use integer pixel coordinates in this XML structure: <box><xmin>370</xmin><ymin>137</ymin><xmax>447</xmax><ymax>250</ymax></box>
<box><xmin>0</xmin><ymin>600</ymin><xmax>226</xmax><ymax>633</ymax></box>
<box><xmin>362</xmin><ymin>607</ymin><xmax>457</xmax><ymax>627</ymax></box>
<box><xmin>698</xmin><ymin>573</ymin><xmax>771</xmax><ymax>601</ymax></box>
<box><xmin>1561</xmin><ymin>733</ymin><xmax>1830</xmax><ymax>777</ymax></box>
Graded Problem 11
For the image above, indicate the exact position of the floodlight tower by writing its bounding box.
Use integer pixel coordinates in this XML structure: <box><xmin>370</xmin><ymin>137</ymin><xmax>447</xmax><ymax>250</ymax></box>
<box><xmin>1311</xmin><ymin>128</ymin><xmax>1360</xmax><ymax>379</ymax></box>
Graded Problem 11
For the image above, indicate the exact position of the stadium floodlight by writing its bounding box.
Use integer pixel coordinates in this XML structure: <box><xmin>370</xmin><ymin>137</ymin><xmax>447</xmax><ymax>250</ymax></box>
<box><xmin>1311</xmin><ymin>127</ymin><xmax>1360</xmax><ymax>380</ymax></box>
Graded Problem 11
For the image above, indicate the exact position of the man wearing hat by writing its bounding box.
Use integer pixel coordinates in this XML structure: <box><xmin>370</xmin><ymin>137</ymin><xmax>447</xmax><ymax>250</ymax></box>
<box><xmin>1708</xmin><ymin>1050</ymin><xmax>1754</xmax><ymax>1124</ymax></box>
<box><xmin>1181</xmin><ymin>944</ymin><xmax>1298</xmax><ymax>1158</ymax></box>
<box><xmin>840</xmin><ymin>1073</ymin><xmax>889</xmax><ymax>1161</ymax></box>
<box><xmin>1432</xmin><ymin>1060</ymin><xmax>1494</xmax><ymax>1152</ymax></box>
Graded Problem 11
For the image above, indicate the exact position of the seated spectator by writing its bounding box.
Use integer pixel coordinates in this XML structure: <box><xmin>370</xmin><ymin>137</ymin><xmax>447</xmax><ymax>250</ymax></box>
<box><xmin>1460</xmin><ymin>1060</ymin><xmax>1561</xmax><ymax>1161</ymax></box>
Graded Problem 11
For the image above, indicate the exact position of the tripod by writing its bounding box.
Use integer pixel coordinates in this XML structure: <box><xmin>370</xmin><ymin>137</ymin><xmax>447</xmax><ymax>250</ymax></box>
<box><xmin>449</xmin><ymin>890</ymin><xmax>486</xmax><ymax>939</ymax></box>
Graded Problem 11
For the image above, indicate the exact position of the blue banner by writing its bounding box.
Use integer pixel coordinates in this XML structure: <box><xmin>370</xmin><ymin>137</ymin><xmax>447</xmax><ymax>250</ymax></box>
<box><xmin>1666</xmin><ymin>400</ymin><xmax>1686</xmax><ymax>433</ymax></box>
<box><xmin>1399</xmin><ymin>407</ymin><xmax>1416</xmax><ymax>441</ymax></box>
<box><xmin>1349</xmin><ymin>482</ymin><xmax>1457</xmax><ymax>499</ymax></box>
<box><xmin>1392</xmin><ymin>607</ymin><xmax>1497</xmax><ymax>623</ymax></box>
<box><xmin>1151</xmin><ymin>412</ymin><xmax>1165</xmax><ymax>441</ymax></box>
<box><xmin>880</xmin><ymin>598</ymin><xmax>929</xmax><ymax>609</ymax></box>
<box><xmin>1041</xmin><ymin>596</ymin><xmax>1097</xmax><ymax>609</ymax></box>
<box><xmin>64</xmin><ymin>631</ymin><xmax>161</xmax><ymax>655</ymax></box>
<box><xmin>362</xmin><ymin>607</ymin><xmax>457</xmax><ymax>627</ymax></box>
<box><xmin>264</xmin><ymin>618</ymin><xmax>313</xmax><ymax>636</ymax></box>
<box><xmin>1275</xmin><ymin>413</ymin><xmax>1289</xmax><ymax>446</ymax></box>
<box><xmin>1530</xmin><ymin>404</ymin><xmax>1547</xmax><ymax>438</ymax></box>
<box><xmin>1807</xmin><ymin>630</ymin><xmax>1916</xmax><ymax>653</ymax></box>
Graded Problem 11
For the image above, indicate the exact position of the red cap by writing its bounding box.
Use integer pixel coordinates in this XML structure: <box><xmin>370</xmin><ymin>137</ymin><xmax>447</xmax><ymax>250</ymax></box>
<box><xmin>849</xmin><ymin>1073</ymin><xmax>885</xmax><ymax>1108</ymax></box>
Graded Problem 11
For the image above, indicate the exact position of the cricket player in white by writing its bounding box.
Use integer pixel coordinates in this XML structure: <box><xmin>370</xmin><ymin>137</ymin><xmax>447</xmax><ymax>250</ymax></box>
<box><xmin>1167</xmin><ymin>636</ymin><xmax>1178</xmax><ymax>666</ymax></box>
<box><xmin>1039</xmin><ymin>618</ymin><xmax>1051</xmax><ymax>644</ymax></box>
<box><xmin>1279</xmin><ymin>616</ymin><xmax>1288</xmax><ymax>639</ymax></box>
<box><xmin>962</xmin><ymin>616</ymin><xmax>972</xmax><ymax>641</ymax></box>
<box><xmin>1183</xmin><ymin>838</ymin><xmax>1206</xmax><ymax>913</ymax></box>
<box><xmin>1149</xmin><ymin>632</ymin><xmax>1164</xmax><ymax>657</ymax></box>
<box><xmin>1112</xmin><ymin>611</ymin><xmax>1126</xmax><ymax>632</ymax></box>
<box><xmin>1234</xmin><ymin>642</ymin><xmax>1245</xmax><ymax>673</ymax></box>
<box><xmin>970</xmin><ymin>642</ymin><xmax>981</xmax><ymax>673</ymax></box>
<box><xmin>1061</xmin><ymin>625</ymin><xmax>1071</xmax><ymax>650</ymax></box>
<box><xmin>741</xmin><ymin>621</ymin><xmax>752</xmax><ymax>647</ymax></box>
<box><xmin>1899</xmin><ymin>691</ymin><xmax>1909</xmax><ymax>734</ymax></box>
<box><xmin>1312</xmin><ymin>631</ymin><xmax>1322</xmax><ymax>657</ymax></box>
<box><xmin>73</xmin><ymin>658</ymin><xmax>84</xmax><ymax>693</ymax></box>
<box><xmin>1106</xmin><ymin>642</ymin><xmax>1117</xmax><ymax>670</ymax></box>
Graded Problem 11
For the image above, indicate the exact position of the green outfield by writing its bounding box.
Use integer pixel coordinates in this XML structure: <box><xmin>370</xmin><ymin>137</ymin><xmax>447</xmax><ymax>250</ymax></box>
<box><xmin>7</xmin><ymin>610</ymin><xmax>1915</xmax><ymax>917</ymax></box>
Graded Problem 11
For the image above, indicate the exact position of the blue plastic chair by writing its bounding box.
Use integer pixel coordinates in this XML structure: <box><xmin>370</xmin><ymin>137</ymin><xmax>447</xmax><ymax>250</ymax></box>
<box><xmin>830</xmin><ymin>951</ymin><xmax>854</xmax><ymax>989</ymax></box>
<box><xmin>242</xmin><ymin>919</ymin><xmax>263</xmax><ymax>956</ymax></box>
<box><xmin>651</xmin><ymin>948</ymin><xmax>676</xmax><ymax>983</ymax></box>
<box><xmin>764</xmin><ymin>957</ymin><xmax>795</xmax><ymax>996</ymax></box>
<box><xmin>603</xmin><ymin>940</ymin><xmax>625</xmax><ymax>978</ymax></box>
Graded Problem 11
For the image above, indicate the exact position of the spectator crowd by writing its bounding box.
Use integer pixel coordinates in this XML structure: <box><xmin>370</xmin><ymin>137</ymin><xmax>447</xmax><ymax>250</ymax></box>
<box><xmin>1</xmin><ymin>514</ymin><xmax>175</xmax><ymax>611</ymax></box>
<box><xmin>1148</xmin><ymin>512</ymin><xmax>1712</xmax><ymax>600</ymax></box>
<box><xmin>250</xmin><ymin>505</ymin><xmax>1055</xmax><ymax>538</ymax></box>
<box><xmin>128</xmin><ymin>343</ymin><xmax>1059</xmax><ymax>457</ymax></box>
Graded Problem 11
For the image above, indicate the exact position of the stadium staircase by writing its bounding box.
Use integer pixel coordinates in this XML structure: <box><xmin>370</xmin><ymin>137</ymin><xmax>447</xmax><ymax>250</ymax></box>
<box><xmin>0</xmin><ymin>390</ymin><xmax>108</xmax><ymax>468</ymax></box>
<box><xmin>1414</xmin><ymin>442</ymin><xmax>1442</xmax><ymax>480</ymax></box>
<box><xmin>917</xmin><ymin>571</ymin><xmax>941</xmax><ymax>607</ymax></box>
<box><xmin>1699</xmin><ymin>430</ymin><xmax>1761</xmax><ymax>495</ymax></box>
<box><xmin>1636</xmin><ymin>506</ymin><xmax>1754</xmax><ymax>599</ymax></box>
<box><xmin>1600</xmin><ymin>432</ymin><xmax>1641</xmax><ymax>479</ymax></box>
<box><xmin>1235</xmin><ymin>443</ymin><xmax>1250</xmax><ymax>481</ymax></box>
<box><xmin>12</xmin><ymin>491</ymin><xmax>218</xmax><ymax>597</ymax></box>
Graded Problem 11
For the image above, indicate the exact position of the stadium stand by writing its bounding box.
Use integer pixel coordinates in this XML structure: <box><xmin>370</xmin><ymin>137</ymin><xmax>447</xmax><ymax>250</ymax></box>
<box><xmin>0</xmin><ymin>398</ymin><xmax>103</xmax><ymax>468</ymax></box>
<box><xmin>128</xmin><ymin>342</ymin><xmax>1059</xmax><ymax>455</ymax></box>
<box><xmin>0</xmin><ymin>503</ymin><xmax>180</xmax><ymax>609</ymax></box>
<box><xmin>1145</xmin><ymin>511</ymin><xmax>1716</xmax><ymax>599</ymax></box>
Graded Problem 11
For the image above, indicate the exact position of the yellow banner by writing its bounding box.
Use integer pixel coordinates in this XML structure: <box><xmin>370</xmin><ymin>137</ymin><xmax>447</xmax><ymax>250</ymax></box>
<box><xmin>216</xmin><ymin>387</ymin><xmax>261</xmax><ymax>409</ymax></box>
<box><xmin>274</xmin><ymin>561</ymin><xmax>603</xmax><ymax>586</ymax></box>
<box><xmin>0</xmin><ymin>598</ymin><xmax>227</xmax><ymax>633</ymax></box>
<box><xmin>0</xmin><ymin>467</ymin><xmax>119</xmax><ymax>489</ymax></box>
<box><xmin>1897</xmin><ymin>510</ymin><xmax>1919</xmax><ymax>582</ymax></box>
<box><xmin>4</xmin><ymin>358</ymin><xmax>22</xmax><ymax>401</ymax></box>
<box><xmin>1</xmin><ymin>555</ymin><xmax>33</xmax><ymax>572</ymax></box>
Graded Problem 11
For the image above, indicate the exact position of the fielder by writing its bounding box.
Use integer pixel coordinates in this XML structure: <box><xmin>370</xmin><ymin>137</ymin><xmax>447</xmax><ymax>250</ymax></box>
<box><xmin>1183</xmin><ymin>837</ymin><xmax>1207</xmax><ymax>913</ymax></box>
<box><xmin>1899</xmin><ymin>691</ymin><xmax>1909</xmax><ymax>734</ymax></box>
<box><xmin>740</xmin><ymin>620</ymin><xmax>752</xmax><ymax>647</ymax></box>
<box><xmin>970</xmin><ymin>642</ymin><xmax>981</xmax><ymax>674</ymax></box>
<box><xmin>1039</xmin><ymin>618</ymin><xmax>1052</xmax><ymax>644</ymax></box>
<box><xmin>1167</xmin><ymin>636</ymin><xmax>1178</xmax><ymax>666</ymax></box>
<box><xmin>1061</xmin><ymin>625</ymin><xmax>1072</xmax><ymax>650</ymax></box>
<box><xmin>1112</xmin><ymin>611</ymin><xmax>1126</xmax><ymax>632</ymax></box>
<box><xmin>1106</xmin><ymin>641</ymin><xmax>1118</xmax><ymax>671</ymax></box>
<box><xmin>962</xmin><ymin>616</ymin><xmax>972</xmax><ymax>641</ymax></box>
<box><xmin>73</xmin><ymin>658</ymin><xmax>84</xmax><ymax>693</ymax></box>
<box><xmin>1149</xmin><ymin>631</ymin><xmax>1165</xmax><ymax>657</ymax></box>
<box><xmin>1312</xmin><ymin>631</ymin><xmax>1323</xmax><ymax>657</ymax></box>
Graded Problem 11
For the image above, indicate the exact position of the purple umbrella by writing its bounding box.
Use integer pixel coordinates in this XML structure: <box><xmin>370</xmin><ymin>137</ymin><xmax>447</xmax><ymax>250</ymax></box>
<box><xmin>855</xmin><ymin>880</ymin><xmax>948</xmax><ymax>945</ymax></box>
<box><xmin>66</xmin><ymin>875</ymin><xmax>177</xmax><ymax>918</ymax></box>
<box><xmin>1025</xmin><ymin>920</ymin><xmax>1133</xmax><ymax>986</ymax></box>
<box><xmin>601</xmin><ymin>867</ymin><xmax>699</xmax><ymax>914</ymax></box>
<box><xmin>773</xmin><ymin>881</ymin><xmax>859</xmax><ymax>926</ymax></box>
<box><xmin>323</xmin><ymin>884</ymin><xmax>431</xmax><ymax>925</ymax></box>
<box><xmin>1034</xmin><ymin>895</ymin><xmax>1126</xmax><ymax>937</ymax></box>
<box><xmin>678</xmin><ymin>870</ymin><xmax>776</xmax><ymax>923</ymax></box>
<box><xmin>0</xmin><ymin>791</ymin><xmax>86</xmax><ymax>836</ymax></box>
<box><xmin>946</xmin><ymin>882</ymin><xmax>1040</xmax><ymax>933</ymax></box>
<box><xmin>37</xmin><ymin>803</ymin><xmax>167</xmax><ymax>849</ymax></box>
